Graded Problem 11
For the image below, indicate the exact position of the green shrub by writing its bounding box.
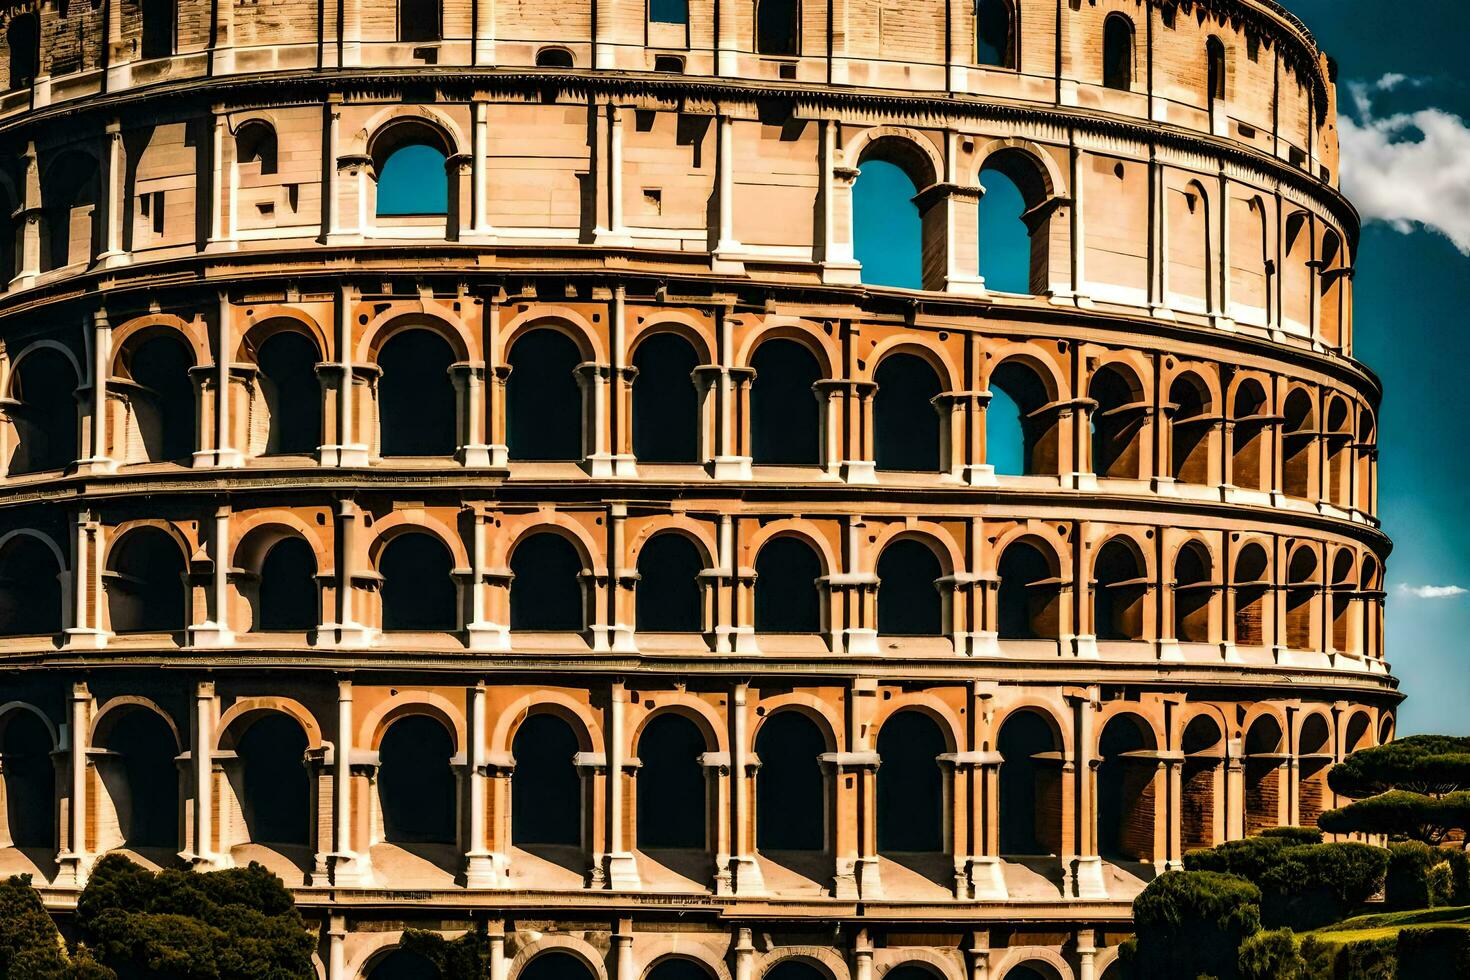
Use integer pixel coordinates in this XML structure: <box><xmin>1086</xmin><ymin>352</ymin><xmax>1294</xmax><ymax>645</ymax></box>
<box><xmin>1259</xmin><ymin>827</ymin><xmax>1324</xmax><ymax>846</ymax></box>
<box><xmin>1298</xmin><ymin>935</ymin><xmax>1396</xmax><ymax>980</ymax></box>
<box><xmin>1188</xmin><ymin>837</ymin><xmax>1387</xmax><ymax>929</ymax></box>
<box><xmin>1385</xmin><ymin>841</ymin><xmax>1454</xmax><ymax>909</ymax></box>
<box><xmin>1184</xmin><ymin>836</ymin><xmax>1287</xmax><ymax>881</ymax></box>
<box><xmin>1238</xmin><ymin>928</ymin><xmax>1304</xmax><ymax>979</ymax></box>
<box><xmin>1446</xmin><ymin>847</ymin><xmax>1470</xmax><ymax>905</ymax></box>
<box><xmin>1396</xmin><ymin>925</ymin><xmax>1470</xmax><ymax>976</ymax></box>
<box><xmin>399</xmin><ymin>929</ymin><xmax>491</xmax><ymax>978</ymax></box>
<box><xmin>0</xmin><ymin>875</ymin><xmax>115</xmax><ymax>980</ymax></box>
<box><xmin>1122</xmin><ymin>870</ymin><xmax>1262</xmax><ymax>980</ymax></box>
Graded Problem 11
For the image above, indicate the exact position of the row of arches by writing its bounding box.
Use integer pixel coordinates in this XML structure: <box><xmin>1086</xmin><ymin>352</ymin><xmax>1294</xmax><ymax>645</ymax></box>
<box><xmin>0</xmin><ymin>517</ymin><xmax>1384</xmax><ymax>659</ymax></box>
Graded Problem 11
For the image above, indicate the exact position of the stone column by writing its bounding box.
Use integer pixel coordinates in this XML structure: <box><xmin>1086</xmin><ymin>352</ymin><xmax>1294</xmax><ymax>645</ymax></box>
<box><xmin>99</xmin><ymin>123</ymin><xmax>128</xmax><ymax>266</ymax></box>
<box><xmin>55</xmin><ymin>681</ymin><xmax>92</xmax><ymax>885</ymax></box>
<box><xmin>328</xmin><ymin>679</ymin><xmax>371</xmax><ymax>884</ymax></box>
<box><xmin>713</xmin><ymin>113</ymin><xmax>743</xmax><ymax>270</ymax></box>
<box><xmin>326</xmin><ymin>914</ymin><xmax>347</xmax><ymax>980</ymax></box>
<box><xmin>726</xmin><ymin>682</ymin><xmax>763</xmax><ymax>894</ymax></box>
<box><xmin>1076</xmin><ymin>929</ymin><xmax>1097</xmax><ymax>980</ymax></box>
<box><xmin>603</xmin><ymin>681</ymin><xmax>639</xmax><ymax>888</ymax></box>
<box><xmin>188</xmin><ymin>681</ymin><xmax>219</xmax><ymax>867</ymax></box>
<box><xmin>450</xmin><ymin>361</ymin><xmax>491</xmax><ymax>466</ymax></box>
<box><xmin>1067</xmin><ymin>691</ymin><xmax>1106</xmax><ymax>899</ymax></box>
<box><xmin>464</xmin><ymin>681</ymin><xmax>497</xmax><ymax>886</ymax></box>
<box><xmin>12</xmin><ymin>143</ymin><xmax>41</xmax><ymax>286</ymax></box>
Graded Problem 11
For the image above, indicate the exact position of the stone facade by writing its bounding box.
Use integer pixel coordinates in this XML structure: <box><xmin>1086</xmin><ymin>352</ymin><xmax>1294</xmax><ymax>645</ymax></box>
<box><xmin>0</xmin><ymin>0</ymin><xmax>1392</xmax><ymax>978</ymax></box>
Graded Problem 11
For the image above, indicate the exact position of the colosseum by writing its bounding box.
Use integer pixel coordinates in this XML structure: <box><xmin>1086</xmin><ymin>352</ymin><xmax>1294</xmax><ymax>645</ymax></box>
<box><xmin>0</xmin><ymin>0</ymin><xmax>1394</xmax><ymax>976</ymax></box>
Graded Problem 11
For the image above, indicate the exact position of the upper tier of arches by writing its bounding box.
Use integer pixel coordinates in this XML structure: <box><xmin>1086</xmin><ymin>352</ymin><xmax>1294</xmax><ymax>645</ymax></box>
<box><xmin>0</xmin><ymin>0</ymin><xmax>1336</xmax><ymax>182</ymax></box>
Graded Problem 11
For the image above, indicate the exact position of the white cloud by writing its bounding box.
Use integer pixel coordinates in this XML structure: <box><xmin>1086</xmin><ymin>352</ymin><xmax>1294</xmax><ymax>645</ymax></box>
<box><xmin>1395</xmin><ymin>583</ymin><xmax>1469</xmax><ymax>599</ymax></box>
<box><xmin>1338</xmin><ymin>79</ymin><xmax>1470</xmax><ymax>255</ymax></box>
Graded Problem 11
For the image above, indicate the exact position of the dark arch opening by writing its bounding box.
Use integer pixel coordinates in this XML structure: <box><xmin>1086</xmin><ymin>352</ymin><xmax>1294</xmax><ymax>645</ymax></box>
<box><xmin>998</xmin><ymin>710</ymin><xmax>1059</xmax><ymax>855</ymax></box>
<box><xmin>636</xmin><ymin>713</ymin><xmax>707</xmax><ymax>850</ymax></box>
<box><xmin>508</xmin><ymin>329</ymin><xmax>583</xmax><ymax>462</ymax></box>
<box><xmin>647</xmin><ymin>959</ymin><xmax>715</xmax><ymax>980</ymax></box>
<box><xmin>379</xmin><ymin>715</ymin><xmax>455</xmax><ymax>845</ymax></box>
<box><xmin>632</xmin><ymin>333</ymin><xmax>700</xmax><ymax>463</ymax></box>
<box><xmin>755</xmin><ymin>712</ymin><xmax>826</xmax><ymax>852</ymax></box>
<box><xmin>235</xmin><ymin>121</ymin><xmax>278</xmax><ymax>176</ymax></box>
<box><xmin>636</xmin><ymin>533</ymin><xmax>703</xmax><ymax>633</ymax></box>
<box><xmin>106</xmin><ymin>528</ymin><xmax>187</xmax><ymax>634</ymax></box>
<box><xmin>1282</xmin><ymin>389</ymin><xmax>1315</xmax><ymax>499</ymax></box>
<box><xmin>0</xmin><ymin>536</ymin><xmax>62</xmax><ymax>637</ymax></box>
<box><xmin>99</xmin><ymin>709</ymin><xmax>178</xmax><ymax>850</ymax></box>
<box><xmin>1232</xmin><ymin>543</ymin><xmax>1269</xmax><ymax>646</ymax></box>
<box><xmin>1089</xmin><ymin>366</ymin><xmax>1141</xmax><ymax>478</ymax></box>
<box><xmin>1230</xmin><ymin>381</ymin><xmax>1269</xmax><ymax>491</ymax></box>
<box><xmin>1285</xmin><ymin>547</ymin><xmax>1318</xmax><ymax>650</ymax></box>
<box><xmin>1169</xmin><ymin>374</ymin><xmax>1211</xmax><ymax>484</ymax></box>
<box><xmin>1182</xmin><ymin>714</ymin><xmax>1223</xmax><ymax>851</ymax></box>
<box><xmin>1206</xmin><ymin>37</ymin><xmax>1226</xmax><ymax>103</ymax></box>
<box><xmin>511</xmin><ymin>713</ymin><xmax>582</xmax><ymax>848</ymax></box>
<box><xmin>755</xmin><ymin>0</ymin><xmax>798</xmax><ymax>55</ymax></box>
<box><xmin>1093</xmin><ymin>539</ymin><xmax>1144</xmax><ymax>641</ymax></box>
<box><xmin>42</xmin><ymin>153</ymin><xmax>98</xmax><ymax>272</ymax></box>
<box><xmin>750</xmin><ymin>339</ymin><xmax>821</xmax><ymax>465</ymax></box>
<box><xmin>380</xmin><ymin>533</ymin><xmax>457</xmax><ymax>632</ymax></box>
<box><xmin>256</xmin><ymin>331</ymin><xmax>321</xmax><ymax>455</ymax></box>
<box><xmin>874</xmin><ymin>354</ymin><xmax>942</xmax><ymax>472</ymax></box>
<box><xmin>877</xmin><ymin>711</ymin><xmax>946</xmax><ymax>853</ymax></box>
<box><xmin>1244</xmin><ymin>715</ymin><xmax>1284</xmax><ymax>835</ymax></box>
<box><xmin>886</xmin><ymin>967</ymin><xmax>946</xmax><ymax>980</ymax></box>
<box><xmin>257</xmin><ymin>537</ymin><xmax>318</xmax><ymax>632</ymax></box>
<box><xmin>2</xmin><ymin>712</ymin><xmax>54</xmax><ymax>849</ymax></box>
<box><xmin>378</xmin><ymin>329</ymin><xmax>457</xmax><ymax>457</ymax></box>
<box><xmin>754</xmin><ymin>536</ymin><xmax>822</xmax><ymax>633</ymax></box>
<box><xmin>1098</xmin><ymin>714</ymin><xmax>1156</xmax><ymax>861</ymax></box>
<box><xmin>1298</xmin><ymin>714</ymin><xmax>1333</xmax><ymax>827</ymax></box>
<box><xmin>853</xmin><ymin>158</ymin><xmax>922</xmax><ymax>289</ymax></box>
<box><xmin>140</xmin><ymin>0</ymin><xmax>175</xmax><ymax>58</ymax></box>
<box><xmin>521</xmin><ymin>952</ymin><xmax>594</xmax><ymax>980</ymax></box>
<box><xmin>127</xmin><ymin>334</ymin><xmax>197</xmax><ymax>464</ymax></box>
<box><xmin>765</xmin><ymin>964</ymin><xmax>827</xmax><ymax>980</ymax></box>
<box><xmin>996</xmin><ymin>541</ymin><xmax>1056</xmax><ymax>640</ymax></box>
<box><xmin>510</xmin><ymin>533</ymin><xmax>585</xmax><ymax>632</ymax></box>
<box><xmin>535</xmin><ymin>46</ymin><xmax>574</xmax><ymax>68</ymax></box>
<box><xmin>974</xmin><ymin>0</ymin><xmax>1014</xmax><ymax>67</ymax></box>
<box><xmin>877</xmin><ymin>539</ymin><xmax>943</xmax><ymax>636</ymax></box>
<box><xmin>1173</xmin><ymin>542</ymin><xmax>1213</xmax><ymax>643</ymax></box>
<box><xmin>375</xmin><ymin>138</ymin><xmax>448</xmax><ymax>217</ymax></box>
<box><xmin>368</xmin><ymin>949</ymin><xmax>440</xmax><ymax>980</ymax></box>
<box><xmin>398</xmin><ymin>0</ymin><xmax>441</xmax><ymax>41</ymax></box>
<box><xmin>978</xmin><ymin>159</ymin><xmax>1037</xmax><ymax>295</ymax></box>
<box><xmin>1102</xmin><ymin>14</ymin><xmax>1134</xmax><ymax>90</ymax></box>
<box><xmin>6</xmin><ymin>14</ymin><xmax>38</xmax><ymax>90</ymax></box>
<box><xmin>236</xmin><ymin>714</ymin><xmax>309</xmax><ymax>846</ymax></box>
<box><xmin>987</xmin><ymin>361</ymin><xmax>1053</xmax><ymax>475</ymax></box>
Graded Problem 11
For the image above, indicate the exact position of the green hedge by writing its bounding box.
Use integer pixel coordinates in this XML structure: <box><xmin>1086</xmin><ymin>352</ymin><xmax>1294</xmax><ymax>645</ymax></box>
<box><xmin>1185</xmin><ymin>836</ymin><xmax>1387</xmax><ymax>929</ymax></box>
<box><xmin>1121</xmin><ymin>870</ymin><xmax>1262</xmax><ymax>980</ymax></box>
<box><xmin>1396</xmin><ymin>926</ymin><xmax>1470</xmax><ymax>976</ymax></box>
<box><xmin>1238</xmin><ymin>927</ymin><xmax>1304</xmax><ymax>979</ymax></box>
<box><xmin>1385</xmin><ymin>841</ymin><xmax>1457</xmax><ymax>909</ymax></box>
<box><xmin>1298</xmin><ymin>935</ymin><xmax>1396</xmax><ymax>980</ymax></box>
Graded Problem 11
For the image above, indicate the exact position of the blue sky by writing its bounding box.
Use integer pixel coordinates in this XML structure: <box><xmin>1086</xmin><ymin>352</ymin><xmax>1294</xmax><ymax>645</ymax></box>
<box><xmin>856</xmin><ymin>2</ymin><xmax>1470</xmax><ymax>734</ymax></box>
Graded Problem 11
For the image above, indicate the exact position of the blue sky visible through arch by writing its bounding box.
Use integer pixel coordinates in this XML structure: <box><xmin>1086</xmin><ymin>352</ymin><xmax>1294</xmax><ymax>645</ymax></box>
<box><xmin>376</xmin><ymin>144</ymin><xmax>448</xmax><ymax>216</ymax></box>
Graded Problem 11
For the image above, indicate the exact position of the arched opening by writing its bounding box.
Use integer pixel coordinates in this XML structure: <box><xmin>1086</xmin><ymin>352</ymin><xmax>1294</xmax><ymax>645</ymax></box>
<box><xmin>997</xmin><ymin>709</ymin><xmax>1061</xmax><ymax>855</ymax></box>
<box><xmin>398</xmin><ymin>0</ymin><xmax>441</xmax><ymax>41</ymax></box>
<box><xmin>853</xmin><ymin>155</ymin><xmax>925</xmax><ymax>289</ymax></box>
<box><xmin>1343</xmin><ymin>713</ymin><xmax>1372</xmax><ymax>756</ymax></box>
<box><xmin>41</xmin><ymin>152</ymin><xmax>98</xmax><ymax>272</ymax></box>
<box><xmin>755</xmin><ymin>711</ymin><xmax>826</xmax><ymax>852</ymax></box>
<box><xmin>1232</xmin><ymin>544</ymin><xmax>1270</xmax><ymax>646</ymax></box>
<box><xmin>235</xmin><ymin>120</ymin><xmax>278</xmax><ymax>176</ymax></box>
<box><xmin>1319</xmin><ymin>230</ymin><xmax>1345</xmax><ymax>346</ymax></box>
<box><xmin>1169</xmin><ymin>373</ymin><xmax>1212</xmax><ymax>484</ymax></box>
<box><xmin>0</xmin><ymin>536</ymin><xmax>62</xmax><ymax>637</ymax></box>
<box><xmin>884</xmin><ymin>967</ymin><xmax>945</xmax><ymax>980</ymax></box>
<box><xmin>510</xmin><ymin>532</ymin><xmax>585</xmax><ymax>632</ymax></box>
<box><xmin>1173</xmin><ymin>541</ymin><xmax>1213</xmax><ymax>643</ymax></box>
<box><xmin>1088</xmin><ymin>364</ymin><xmax>1143</xmax><ymax>479</ymax></box>
<box><xmin>987</xmin><ymin>360</ymin><xmax>1054</xmax><ymax>475</ymax></box>
<box><xmin>140</xmin><ymin>0</ymin><xmax>175</xmax><ymax>58</ymax></box>
<box><xmin>1206</xmin><ymin>37</ymin><xmax>1226</xmax><ymax>105</ymax></box>
<box><xmin>1330</xmin><ymin>550</ymin><xmax>1355</xmax><ymax>653</ymax></box>
<box><xmin>1002</xmin><ymin>962</ymin><xmax>1065</xmax><ymax>980</ymax></box>
<box><xmin>378</xmin><ymin>329</ymin><xmax>457</xmax><ymax>457</ymax></box>
<box><xmin>874</xmin><ymin>354</ymin><xmax>942</xmax><ymax>472</ymax></box>
<box><xmin>256</xmin><ymin>537</ymin><xmax>318</xmax><ymax>632</ymax></box>
<box><xmin>1244</xmin><ymin>715</ymin><xmax>1285</xmax><ymax>835</ymax></box>
<box><xmin>876</xmin><ymin>711</ymin><xmax>946</xmax><ymax>853</ymax></box>
<box><xmin>1092</xmin><ymin>538</ymin><xmax>1145</xmax><ymax>641</ymax></box>
<box><xmin>647</xmin><ymin>959</ymin><xmax>714</xmax><ymax>980</ymax></box>
<box><xmin>124</xmin><ymin>333</ymin><xmax>197</xmax><ymax>464</ymax></box>
<box><xmin>1097</xmin><ymin>713</ymin><xmax>1158</xmax><ymax>863</ymax></box>
<box><xmin>1324</xmin><ymin>398</ymin><xmax>1352</xmax><ymax>507</ymax></box>
<box><xmin>996</xmin><ymin>540</ymin><xmax>1058</xmax><ymax>640</ymax></box>
<box><xmin>979</xmin><ymin>152</ymin><xmax>1049</xmax><ymax>295</ymax></box>
<box><xmin>974</xmin><ymin>0</ymin><xmax>1015</xmax><ymax>67</ymax></box>
<box><xmin>876</xmin><ymin>539</ymin><xmax>943</xmax><ymax>636</ymax></box>
<box><xmin>511</xmin><ymin>713</ymin><xmax>582</xmax><ymax>848</ymax></box>
<box><xmin>105</xmin><ymin>528</ymin><xmax>187</xmax><ymax>634</ymax></box>
<box><xmin>765</xmin><ymin>963</ymin><xmax>827</xmax><ymax>980</ymax></box>
<box><xmin>632</xmin><ymin>333</ymin><xmax>699</xmax><ymax>463</ymax></box>
<box><xmin>255</xmin><ymin>331</ymin><xmax>321</xmax><ymax>456</ymax></box>
<box><xmin>1181</xmin><ymin>715</ymin><xmax>1224</xmax><ymax>850</ymax></box>
<box><xmin>368</xmin><ymin>949</ymin><xmax>440</xmax><ymax>980</ymax></box>
<box><xmin>521</xmin><ymin>953</ymin><xmax>594</xmax><ymax>980</ymax></box>
<box><xmin>1102</xmin><ymin>14</ymin><xmax>1134</xmax><ymax>90</ymax></box>
<box><xmin>1230</xmin><ymin>381</ymin><xmax>1269</xmax><ymax>491</ymax></box>
<box><xmin>0</xmin><ymin>711</ymin><xmax>54</xmax><ymax>850</ymax></box>
<box><xmin>1360</xmin><ymin>555</ymin><xmax>1381</xmax><ymax>659</ymax></box>
<box><xmin>1284</xmin><ymin>547</ymin><xmax>1318</xmax><ymax>650</ymax></box>
<box><xmin>234</xmin><ymin>714</ymin><xmax>309</xmax><ymax>847</ymax></box>
<box><xmin>754</xmin><ymin>536</ymin><xmax>822</xmax><ymax>633</ymax></box>
<box><xmin>374</xmin><ymin>135</ymin><xmax>449</xmax><ymax>218</ymax></box>
<box><xmin>535</xmin><ymin>46</ymin><xmax>574</xmax><ymax>67</ymax></box>
<box><xmin>379</xmin><ymin>715</ymin><xmax>456</xmax><ymax>845</ymax></box>
<box><xmin>750</xmin><ymin>339</ymin><xmax>821</xmax><ymax>465</ymax></box>
<box><xmin>507</xmin><ymin>329</ymin><xmax>583</xmax><ymax>462</ymax></box>
<box><xmin>636</xmin><ymin>533</ymin><xmax>704</xmax><ymax>633</ymax></box>
<box><xmin>1282</xmin><ymin>389</ymin><xmax>1315</xmax><ymax>499</ymax></box>
<box><xmin>6</xmin><ymin>14</ymin><xmax>38</xmax><ymax>90</ymax></box>
<box><xmin>1297</xmin><ymin>714</ymin><xmax>1333</xmax><ymax>830</ymax></box>
<box><xmin>379</xmin><ymin>533</ymin><xmax>457</xmax><ymax>632</ymax></box>
<box><xmin>755</xmin><ymin>0</ymin><xmax>798</xmax><ymax>55</ymax></box>
<box><xmin>636</xmin><ymin>713</ymin><xmax>707</xmax><ymax>850</ymax></box>
<box><xmin>96</xmin><ymin>708</ymin><xmax>178</xmax><ymax>852</ymax></box>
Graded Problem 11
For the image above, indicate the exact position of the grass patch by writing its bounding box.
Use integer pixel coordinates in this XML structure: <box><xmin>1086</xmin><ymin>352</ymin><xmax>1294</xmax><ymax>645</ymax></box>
<box><xmin>1306</xmin><ymin>905</ymin><xmax>1470</xmax><ymax>944</ymax></box>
